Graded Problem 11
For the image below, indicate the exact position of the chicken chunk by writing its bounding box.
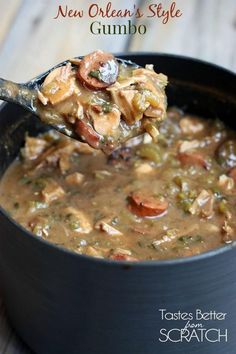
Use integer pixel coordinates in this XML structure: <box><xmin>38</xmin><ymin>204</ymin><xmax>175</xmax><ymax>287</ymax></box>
<box><xmin>37</xmin><ymin>90</ymin><xmax>48</xmax><ymax>105</ymax></box>
<box><xmin>65</xmin><ymin>172</ymin><xmax>84</xmax><ymax>186</ymax></box>
<box><xmin>22</xmin><ymin>136</ymin><xmax>49</xmax><ymax>161</ymax></box>
<box><xmin>189</xmin><ymin>190</ymin><xmax>214</xmax><ymax>218</ymax></box>
<box><xmin>178</xmin><ymin>140</ymin><xmax>200</xmax><ymax>153</ymax></box>
<box><xmin>134</xmin><ymin>163</ymin><xmax>154</xmax><ymax>175</ymax></box>
<box><xmin>41</xmin><ymin>180</ymin><xmax>65</xmax><ymax>204</ymax></box>
<box><xmin>222</xmin><ymin>220</ymin><xmax>234</xmax><ymax>243</ymax></box>
<box><xmin>133</xmin><ymin>67</ymin><xmax>168</xmax><ymax>89</ymax></box>
<box><xmin>179</xmin><ymin>117</ymin><xmax>204</xmax><ymax>135</ymax></box>
<box><xmin>95</xmin><ymin>217</ymin><xmax>122</xmax><ymax>236</ymax></box>
<box><xmin>218</xmin><ymin>174</ymin><xmax>234</xmax><ymax>191</ymax></box>
<box><xmin>85</xmin><ymin>246</ymin><xmax>104</xmax><ymax>258</ymax></box>
<box><xmin>29</xmin><ymin>216</ymin><xmax>50</xmax><ymax>237</ymax></box>
<box><xmin>54</xmin><ymin>96</ymin><xmax>84</xmax><ymax>122</ymax></box>
<box><xmin>88</xmin><ymin>105</ymin><xmax>121</xmax><ymax>136</ymax></box>
<box><xmin>43</xmin><ymin>63</ymin><xmax>73</xmax><ymax>86</ymax></box>
<box><xmin>41</xmin><ymin>63</ymin><xmax>75</xmax><ymax>105</ymax></box>
<box><xmin>63</xmin><ymin>207</ymin><xmax>92</xmax><ymax>234</ymax></box>
<box><xmin>30</xmin><ymin>138</ymin><xmax>89</xmax><ymax>173</ymax></box>
<box><xmin>108</xmin><ymin>70</ymin><xmax>167</xmax><ymax>125</ymax></box>
<box><xmin>109</xmin><ymin>87</ymin><xmax>140</xmax><ymax>124</ymax></box>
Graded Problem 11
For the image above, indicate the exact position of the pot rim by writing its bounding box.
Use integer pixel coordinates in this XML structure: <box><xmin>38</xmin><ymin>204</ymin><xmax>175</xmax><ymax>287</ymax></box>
<box><xmin>118</xmin><ymin>51</ymin><xmax>236</xmax><ymax>76</ymax></box>
<box><xmin>0</xmin><ymin>52</ymin><xmax>236</xmax><ymax>267</ymax></box>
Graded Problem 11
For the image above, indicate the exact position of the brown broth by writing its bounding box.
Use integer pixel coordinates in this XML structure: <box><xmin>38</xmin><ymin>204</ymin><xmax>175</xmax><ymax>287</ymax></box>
<box><xmin>0</xmin><ymin>108</ymin><xmax>236</xmax><ymax>261</ymax></box>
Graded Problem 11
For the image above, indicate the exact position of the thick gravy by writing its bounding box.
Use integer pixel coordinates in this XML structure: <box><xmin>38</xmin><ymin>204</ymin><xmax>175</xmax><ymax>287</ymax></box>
<box><xmin>0</xmin><ymin>108</ymin><xmax>236</xmax><ymax>260</ymax></box>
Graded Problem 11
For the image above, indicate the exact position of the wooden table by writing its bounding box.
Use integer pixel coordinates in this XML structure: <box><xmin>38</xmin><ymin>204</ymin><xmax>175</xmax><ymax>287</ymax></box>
<box><xmin>0</xmin><ymin>0</ymin><xmax>235</xmax><ymax>352</ymax></box>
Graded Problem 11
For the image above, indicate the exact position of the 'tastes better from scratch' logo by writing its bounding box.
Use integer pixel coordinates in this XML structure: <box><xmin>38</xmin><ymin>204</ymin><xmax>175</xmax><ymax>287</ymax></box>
<box><xmin>158</xmin><ymin>309</ymin><xmax>228</xmax><ymax>343</ymax></box>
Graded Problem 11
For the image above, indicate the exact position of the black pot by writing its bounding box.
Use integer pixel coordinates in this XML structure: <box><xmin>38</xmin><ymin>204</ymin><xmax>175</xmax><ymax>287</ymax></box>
<box><xmin>0</xmin><ymin>54</ymin><xmax>236</xmax><ymax>354</ymax></box>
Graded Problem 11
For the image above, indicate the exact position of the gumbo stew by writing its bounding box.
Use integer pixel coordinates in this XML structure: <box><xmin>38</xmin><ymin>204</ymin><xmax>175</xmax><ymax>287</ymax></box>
<box><xmin>0</xmin><ymin>108</ymin><xmax>236</xmax><ymax>261</ymax></box>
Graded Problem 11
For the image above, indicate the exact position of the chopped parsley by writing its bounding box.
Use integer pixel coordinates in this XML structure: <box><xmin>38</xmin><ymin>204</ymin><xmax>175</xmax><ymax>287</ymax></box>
<box><xmin>89</xmin><ymin>70</ymin><xmax>101</xmax><ymax>81</ymax></box>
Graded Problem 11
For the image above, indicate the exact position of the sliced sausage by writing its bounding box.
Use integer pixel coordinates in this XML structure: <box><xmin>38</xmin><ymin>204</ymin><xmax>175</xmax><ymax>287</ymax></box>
<box><xmin>110</xmin><ymin>254</ymin><xmax>138</xmax><ymax>261</ymax></box>
<box><xmin>75</xmin><ymin>119</ymin><xmax>101</xmax><ymax>149</ymax></box>
<box><xmin>178</xmin><ymin>152</ymin><xmax>208</xmax><ymax>169</ymax></box>
<box><xmin>128</xmin><ymin>191</ymin><xmax>168</xmax><ymax>217</ymax></box>
<box><xmin>77</xmin><ymin>50</ymin><xmax>119</xmax><ymax>90</ymax></box>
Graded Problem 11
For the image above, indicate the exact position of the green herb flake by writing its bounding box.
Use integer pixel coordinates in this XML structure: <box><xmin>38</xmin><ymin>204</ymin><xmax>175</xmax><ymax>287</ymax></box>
<box><xmin>102</xmin><ymin>102</ymin><xmax>112</xmax><ymax>113</ymax></box>
<box><xmin>69</xmin><ymin>220</ymin><xmax>81</xmax><ymax>231</ymax></box>
<box><xmin>65</xmin><ymin>213</ymin><xmax>81</xmax><ymax>231</ymax></box>
<box><xmin>89</xmin><ymin>70</ymin><xmax>101</xmax><ymax>80</ymax></box>
<box><xmin>29</xmin><ymin>201</ymin><xmax>48</xmax><ymax>210</ymax></box>
<box><xmin>177</xmin><ymin>191</ymin><xmax>197</xmax><ymax>213</ymax></box>
<box><xmin>218</xmin><ymin>200</ymin><xmax>229</xmax><ymax>214</ymax></box>
<box><xmin>33</xmin><ymin>178</ymin><xmax>47</xmax><ymax>191</ymax></box>
<box><xmin>19</xmin><ymin>176</ymin><xmax>32</xmax><ymax>185</ymax></box>
<box><xmin>173</xmin><ymin>176</ymin><xmax>182</xmax><ymax>187</ymax></box>
<box><xmin>178</xmin><ymin>235</ymin><xmax>203</xmax><ymax>245</ymax></box>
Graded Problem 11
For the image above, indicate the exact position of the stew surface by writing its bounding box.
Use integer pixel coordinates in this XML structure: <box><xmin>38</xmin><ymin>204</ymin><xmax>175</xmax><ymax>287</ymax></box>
<box><xmin>0</xmin><ymin>108</ymin><xmax>236</xmax><ymax>261</ymax></box>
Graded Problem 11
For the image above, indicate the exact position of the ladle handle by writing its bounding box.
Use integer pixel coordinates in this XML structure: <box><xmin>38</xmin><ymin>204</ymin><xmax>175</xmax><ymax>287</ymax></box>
<box><xmin>0</xmin><ymin>78</ymin><xmax>36</xmax><ymax>113</ymax></box>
